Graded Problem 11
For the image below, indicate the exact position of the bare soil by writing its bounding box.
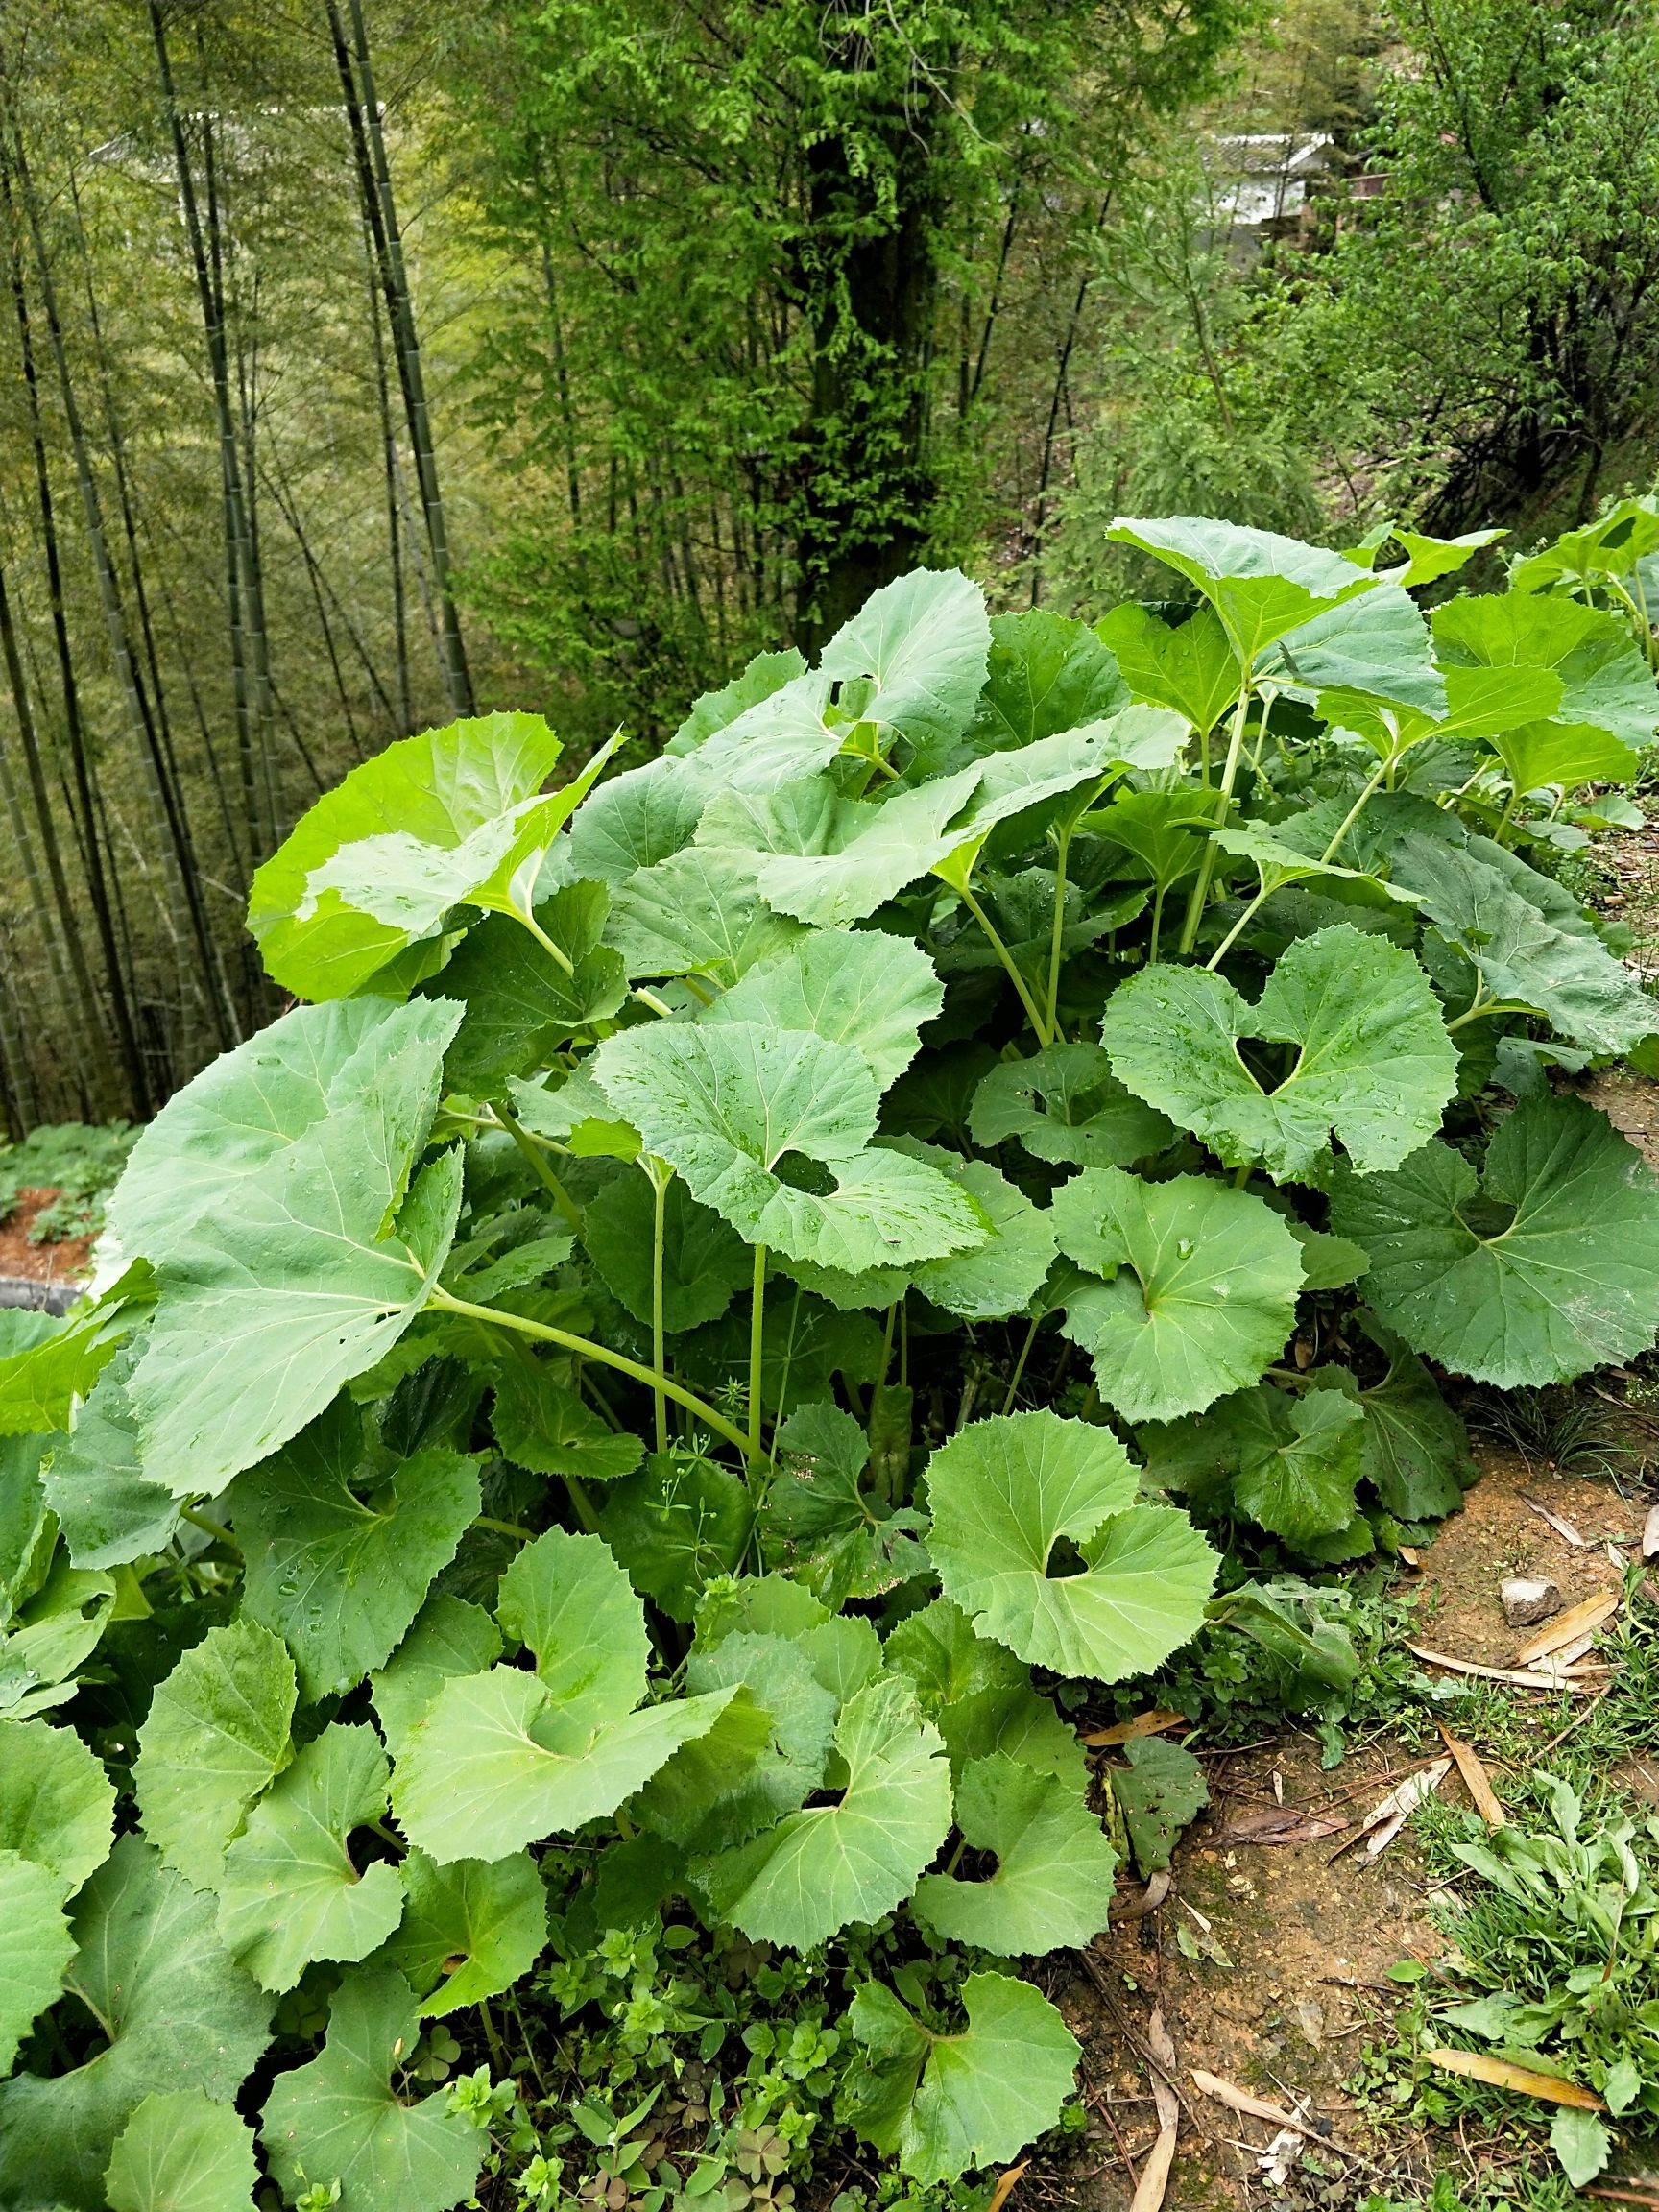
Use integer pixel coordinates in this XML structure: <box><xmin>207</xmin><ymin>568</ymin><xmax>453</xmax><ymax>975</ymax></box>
<box><xmin>1037</xmin><ymin>1451</ymin><xmax>1654</xmax><ymax>2212</ymax></box>
<box><xmin>0</xmin><ymin>1187</ymin><xmax>91</xmax><ymax>1289</ymax></box>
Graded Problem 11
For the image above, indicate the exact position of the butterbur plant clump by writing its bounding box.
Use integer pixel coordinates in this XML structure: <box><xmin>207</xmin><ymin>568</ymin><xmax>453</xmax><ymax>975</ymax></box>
<box><xmin>2</xmin><ymin>509</ymin><xmax>1658</xmax><ymax>2208</ymax></box>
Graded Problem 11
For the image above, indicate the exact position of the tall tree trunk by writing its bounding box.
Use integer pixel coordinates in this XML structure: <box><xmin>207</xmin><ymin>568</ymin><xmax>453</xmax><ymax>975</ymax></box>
<box><xmin>793</xmin><ymin>35</ymin><xmax>941</xmax><ymax>650</ymax></box>
<box><xmin>326</xmin><ymin>0</ymin><xmax>474</xmax><ymax>717</ymax></box>
<box><xmin>10</xmin><ymin>169</ymin><xmax>148</xmax><ymax>1113</ymax></box>
<box><xmin>0</xmin><ymin>79</ymin><xmax>239</xmax><ymax>1053</ymax></box>
<box><xmin>148</xmin><ymin>3</ymin><xmax>268</xmax><ymax>872</ymax></box>
<box><xmin>362</xmin><ymin>217</ymin><xmax>411</xmax><ymax>734</ymax></box>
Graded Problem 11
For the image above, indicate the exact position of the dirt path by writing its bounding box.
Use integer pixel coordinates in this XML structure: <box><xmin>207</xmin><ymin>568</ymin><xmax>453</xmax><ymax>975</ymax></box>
<box><xmin>1040</xmin><ymin>1453</ymin><xmax>1652</xmax><ymax>2211</ymax></box>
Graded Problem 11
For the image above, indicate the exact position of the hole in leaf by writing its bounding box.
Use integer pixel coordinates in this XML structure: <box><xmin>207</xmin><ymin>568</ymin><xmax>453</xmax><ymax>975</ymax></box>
<box><xmin>1046</xmin><ymin>1535</ymin><xmax>1090</xmax><ymax>1580</ymax></box>
<box><xmin>1460</xmin><ymin>1196</ymin><xmax>1518</xmax><ymax>1239</ymax></box>
<box><xmin>773</xmin><ymin>1155</ymin><xmax>834</xmax><ymax>1195</ymax></box>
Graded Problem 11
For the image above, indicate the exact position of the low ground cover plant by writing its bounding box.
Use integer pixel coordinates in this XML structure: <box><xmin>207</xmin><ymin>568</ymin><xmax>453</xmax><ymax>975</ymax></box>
<box><xmin>0</xmin><ymin>1121</ymin><xmax>137</xmax><ymax>1248</ymax></box>
<box><xmin>2</xmin><ymin>508</ymin><xmax>1658</xmax><ymax>2208</ymax></box>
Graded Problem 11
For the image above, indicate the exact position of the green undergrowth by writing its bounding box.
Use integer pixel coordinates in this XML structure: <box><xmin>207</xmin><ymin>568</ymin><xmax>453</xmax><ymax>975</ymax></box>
<box><xmin>0</xmin><ymin>1120</ymin><xmax>136</xmax><ymax>1246</ymax></box>
<box><xmin>4</xmin><ymin>505</ymin><xmax>1659</xmax><ymax>2209</ymax></box>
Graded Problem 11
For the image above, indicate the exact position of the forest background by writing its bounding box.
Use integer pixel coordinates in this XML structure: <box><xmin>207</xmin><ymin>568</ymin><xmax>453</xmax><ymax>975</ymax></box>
<box><xmin>0</xmin><ymin>0</ymin><xmax>1653</xmax><ymax>1125</ymax></box>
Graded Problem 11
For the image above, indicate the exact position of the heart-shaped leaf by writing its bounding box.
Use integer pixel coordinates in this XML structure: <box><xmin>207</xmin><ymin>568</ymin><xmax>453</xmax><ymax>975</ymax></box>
<box><xmin>1095</xmin><ymin>602</ymin><xmax>1238</xmax><ymax>733</ymax></box>
<box><xmin>1107</xmin><ymin>516</ymin><xmax>1374</xmax><ymax>662</ymax></box>
<box><xmin>844</xmin><ymin>1972</ymin><xmax>1079</xmax><ymax>2183</ymax></box>
<box><xmin>1101</xmin><ymin>926</ymin><xmax>1456</xmax><ymax>1184</ymax></box>
<box><xmin>765</xmin><ymin>1404</ymin><xmax>930</xmax><ymax>1602</ymax></box>
<box><xmin>1432</xmin><ymin>591</ymin><xmax>1659</xmax><ymax>748</ymax></box>
<box><xmin>259</xmin><ymin>1967</ymin><xmax>480</xmax><ymax>2212</ymax></box>
<box><xmin>702</xmin><ymin>927</ymin><xmax>943</xmax><ymax>1088</ymax></box>
<box><xmin>969</xmin><ymin>1043</ymin><xmax>1175</xmax><ymax>1167</ymax></box>
<box><xmin>925</xmin><ymin>1409</ymin><xmax>1215</xmax><ymax>1678</ymax></box>
<box><xmin>591</xmin><ymin>1022</ymin><xmax>985</xmax><ymax>1271</ymax></box>
<box><xmin>818</xmin><ymin>567</ymin><xmax>992</xmax><ymax>763</ymax></box>
<box><xmin>911</xmin><ymin>1754</ymin><xmax>1118</xmax><ymax>1954</ymax></box>
<box><xmin>606</xmin><ymin>847</ymin><xmax>803</xmax><ymax>981</ymax></box>
<box><xmin>370</xmin><ymin>1596</ymin><xmax>502</xmax><ymax>1761</ymax></box>
<box><xmin>1051</xmin><ymin>1169</ymin><xmax>1304</xmax><ymax>1420</ymax></box>
<box><xmin>693</xmin><ymin>1675</ymin><xmax>951</xmax><ymax>1949</ymax></box>
<box><xmin>217</xmin><ymin>1723</ymin><xmax>404</xmax><ymax>1993</ymax></box>
<box><xmin>884</xmin><ymin>1599</ymin><xmax>1087</xmax><ymax>1788</ymax></box>
<box><xmin>1331</xmin><ymin>1095</ymin><xmax>1659</xmax><ymax>1385</ymax></box>
<box><xmin>378</xmin><ymin>1848</ymin><xmax>548</xmax><ymax>2017</ymax></box>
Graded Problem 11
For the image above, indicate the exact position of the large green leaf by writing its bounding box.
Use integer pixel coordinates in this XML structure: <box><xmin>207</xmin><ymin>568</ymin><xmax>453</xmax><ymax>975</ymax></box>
<box><xmin>605</xmin><ymin>847</ymin><xmax>803</xmax><ymax>982</ymax></box>
<box><xmin>391</xmin><ymin>1532</ymin><xmax>733</xmax><ymax>1860</ymax></box>
<box><xmin>108</xmin><ymin>998</ymin><xmax>455</xmax><ymax>1267</ymax></box>
<box><xmin>696</xmin><ymin>769</ymin><xmax>982</xmax><ymax>927</ymax></box>
<box><xmin>567</xmin><ymin>754</ymin><xmax>709</xmax><ymax>884</ymax></box>
<box><xmin>766</xmin><ymin>1403</ymin><xmax>930</xmax><ymax>1602</ymax></box>
<box><xmin>911</xmin><ymin>1754</ymin><xmax>1118</xmax><ymax>1954</ymax></box>
<box><xmin>680</xmin><ymin>668</ymin><xmax>845</xmax><ymax>792</ymax></box>
<box><xmin>0</xmin><ymin>1305</ymin><xmax>121</xmax><ymax>1439</ymax></box>
<box><xmin>133</xmin><ymin>1621</ymin><xmax>297</xmax><ymax>1889</ymax></box>
<box><xmin>42</xmin><ymin>1345</ymin><xmax>180</xmax><ymax>1569</ymax></box>
<box><xmin>819</xmin><ymin>567</ymin><xmax>992</xmax><ymax>762</ymax></box>
<box><xmin>132</xmin><ymin>1132</ymin><xmax>462</xmax><ymax>1500</ymax></box>
<box><xmin>582</xmin><ymin>1170</ymin><xmax>752</xmax><ymax>1334</ymax></box>
<box><xmin>248</xmin><ymin>712</ymin><xmax>609</xmax><ymax>998</ymax></box>
<box><xmin>1510</xmin><ymin>498</ymin><xmax>1659</xmax><ymax>592</ymax></box>
<box><xmin>969</xmin><ymin>1042</ymin><xmax>1175</xmax><ymax>1167</ymax></box>
<box><xmin>924</xmin><ymin>1410</ymin><xmax>1215</xmax><ymax>1680</ymax></box>
<box><xmin>1431</xmin><ymin>591</ymin><xmax>1659</xmax><ymax>748</ymax></box>
<box><xmin>105</xmin><ymin>2089</ymin><xmax>259</xmax><ymax>2212</ymax></box>
<box><xmin>1082</xmin><ymin>787</ymin><xmax>1218</xmax><ymax>895</ymax></box>
<box><xmin>427</xmin><ymin>890</ymin><xmax>628</xmax><ymax>1093</ymax></box>
<box><xmin>392</xmin><ymin>1665</ymin><xmax>736</xmax><ymax>1863</ymax></box>
<box><xmin>703</xmin><ymin>927</ymin><xmax>943</xmax><ymax>1088</ymax></box>
<box><xmin>0</xmin><ymin>1836</ymin><xmax>272</xmax><ymax>2212</ymax></box>
<box><xmin>370</xmin><ymin>1595</ymin><xmax>502</xmax><ymax>1761</ymax></box>
<box><xmin>229</xmin><ymin>1401</ymin><xmax>480</xmax><ymax>1701</ymax></box>
<box><xmin>0</xmin><ymin>1551</ymin><xmax>114</xmax><ymax>1719</ymax></box>
<box><xmin>259</xmin><ymin>1968</ymin><xmax>480</xmax><ymax>2212</ymax></box>
<box><xmin>1101</xmin><ymin>927</ymin><xmax>1455</xmax><ymax>1185</ymax></box>
<box><xmin>590</xmin><ymin>1022</ymin><xmax>985</xmax><ymax>1271</ymax></box>
<box><xmin>1106</xmin><ymin>516</ymin><xmax>1373</xmax><ymax>661</ymax></box>
<box><xmin>1226</xmin><ymin>1384</ymin><xmax>1368</xmax><ymax>1543</ymax></box>
<box><xmin>217</xmin><ymin>1723</ymin><xmax>404</xmax><ymax>1992</ymax></box>
<box><xmin>844</xmin><ymin>1972</ymin><xmax>1079</xmax><ymax>2184</ymax></box>
<box><xmin>1338</xmin><ymin>1325</ymin><xmax>1475</xmax><ymax>1519</ymax></box>
<box><xmin>379</xmin><ymin>1847</ymin><xmax>548</xmax><ymax>2016</ymax></box>
<box><xmin>1051</xmin><ymin>1169</ymin><xmax>1303</xmax><ymax>1420</ymax></box>
<box><xmin>693</xmin><ymin>1675</ymin><xmax>951</xmax><ymax>1948</ymax></box>
<box><xmin>0</xmin><ymin>1717</ymin><xmax>115</xmax><ymax>1893</ymax></box>
<box><xmin>1095</xmin><ymin>602</ymin><xmax>1238</xmax><ymax>732</ymax></box>
<box><xmin>1331</xmin><ymin>1095</ymin><xmax>1659</xmax><ymax>1385</ymax></box>
<box><xmin>1390</xmin><ymin>831</ymin><xmax>1659</xmax><ymax>1055</ymax></box>
<box><xmin>497</xmin><ymin>1527</ymin><xmax>648</xmax><ymax>1724</ymax></box>
<box><xmin>0</xmin><ymin>1849</ymin><xmax>74</xmax><ymax>2072</ymax></box>
<box><xmin>1262</xmin><ymin>580</ymin><xmax>1445</xmax><ymax>713</ymax></box>
<box><xmin>671</xmin><ymin>647</ymin><xmax>809</xmax><ymax>752</ymax></box>
<box><xmin>597</xmin><ymin>1452</ymin><xmax>755</xmax><ymax>1621</ymax></box>
<box><xmin>968</xmin><ymin>608</ymin><xmax>1130</xmax><ymax>756</ymax></box>
<box><xmin>1483</xmin><ymin>719</ymin><xmax>1640</xmax><ymax>796</ymax></box>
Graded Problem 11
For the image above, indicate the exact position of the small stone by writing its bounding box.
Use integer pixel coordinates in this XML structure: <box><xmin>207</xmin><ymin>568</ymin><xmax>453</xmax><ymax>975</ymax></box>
<box><xmin>1502</xmin><ymin>1575</ymin><xmax>1561</xmax><ymax>1627</ymax></box>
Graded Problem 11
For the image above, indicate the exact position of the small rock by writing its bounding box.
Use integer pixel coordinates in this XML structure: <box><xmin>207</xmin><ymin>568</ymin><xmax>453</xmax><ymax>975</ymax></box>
<box><xmin>1502</xmin><ymin>1575</ymin><xmax>1561</xmax><ymax>1627</ymax></box>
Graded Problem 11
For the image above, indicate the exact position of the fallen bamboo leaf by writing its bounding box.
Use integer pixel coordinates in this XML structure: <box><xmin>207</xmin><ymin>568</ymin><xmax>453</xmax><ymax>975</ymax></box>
<box><xmin>1609</xmin><ymin>1543</ymin><xmax>1628</xmax><ymax>1570</ymax></box>
<box><xmin>1528</xmin><ymin>1631</ymin><xmax>1598</xmax><ymax>1671</ymax></box>
<box><xmin>1437</xmin><ymin>1724</ymin><xmax>1505</xmax><ymax>1830</ymax></box>
<box><xmin>1513</xmin><ymin>1590</ymin><xmax>1618</xmax><ymax>1666</ymax></box>
<box><xmin>1522</xmin><ymin>1497</ymin><xmax>1592</xmax><ymax>1549</ymax></box>
<box><xmin>1128</xmin><ymin>2127</ymin><xmax>1177</xmax><ymax>2212</ymax></box>
<box><xmin>1190</xmin><ymin>2070</ymin><xmax>1318</xmax><ymax>2137</ymax></box>
<box><xmin>1110</xmin><ymin>1866</ymin><xmax>1172</xmax><ymax>1921</ymax></box>
<box><xmin>1397</xmin><ymin>1544</ymin><xmax>1422</xmax><ymax>1567</ymax></box>
<box><xmin>1357</xmin><ymin>1757</ymin><xmax>1451</xmax><ymax>1859</ymax></box>
<box><xmin>985</xmin><ymin>2161</ymin><xmax>1029</xmax><ymax>2212</ymax></box>
<box><xmin>1426</xmin><ymin>2047</ymin><xmax>1603</xmax><ymax>2109</ymax></box>
<box><xmin>1084</xmin><ymin>1709</ymin><xmax>1187</xmax><ymax>1747</ymax></box>
<box><xmin>1645</xmin><ymin>1504</ymin><xmax>1659</xmax><ymax>1561</ymax></box>
<box><xmin>1145</xmin><ymin>2007</ymin><xmax>1178</xmax><ymax>2078</ymax></box>
<box><xmin>1407</xmin><ymin>1642</ymin><xmax>1602</xmax><ymax>1692</ymax></box>
<box><xmin>1220</xmin><ymin>1805</ymin><xmax>1348</xmax><ymax>1846</ymax></box>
